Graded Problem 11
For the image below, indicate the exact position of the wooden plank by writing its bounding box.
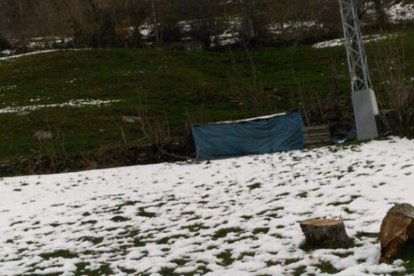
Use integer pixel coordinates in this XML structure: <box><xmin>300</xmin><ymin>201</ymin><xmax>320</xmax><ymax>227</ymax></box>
<box><xmin>304</xmin><ymin>134</ymin><xmax>330</xmax><ymax>138</ymax></box>
<box><xmin>303</xmin><ymin>125</ymin><xmax>330</xmax><ymax>132</ymax></box>
<box><xmin>303</xmin><ymin>127</ymin><xmax>330</xmax><ymax>133</ymax></box>
<box><xmin>304</xmin><ymin>137</ymin><xmax>331</xmax><ymax>142</ymax></box>
<box><xmin>304</xmin><ymin>134</ymin><xmax>331</xmax><ymax>139</ymax></box>
<box><xmin>303</xmin><ymin>125</ymin><xmax>331</xmax><ymax>145</ymax></box>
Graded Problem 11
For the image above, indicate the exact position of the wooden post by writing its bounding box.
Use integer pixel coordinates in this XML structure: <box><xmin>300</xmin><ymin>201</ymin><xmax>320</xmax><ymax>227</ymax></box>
<box><xmin>299</xmin><ymin>219</ymin><xmax>351</xmax><ymax>248</ymax></box>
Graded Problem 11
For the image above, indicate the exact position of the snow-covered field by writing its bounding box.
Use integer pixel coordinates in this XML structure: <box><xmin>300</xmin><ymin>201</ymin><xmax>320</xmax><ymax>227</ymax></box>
<box><xmin>0</xmin><ymin>138</ymin><xmax>413</xmax><ymax>275</ymax></box>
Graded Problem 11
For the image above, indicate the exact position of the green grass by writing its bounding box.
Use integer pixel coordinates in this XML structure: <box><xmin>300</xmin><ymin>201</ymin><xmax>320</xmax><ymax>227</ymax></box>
<box><xmin>252</xmin><ymin>227</ymin><xmax>269</xmax><ymax>235</ymax></box>
<box><xmin>247</xmin><ymin>182</ymin><xmax>262</xmax><ymax>191</ymax></box>
<box><xmin>213</xmin><ymin>227</ymin><xmax>243</xmax><ymax>240</ymax></box>
<box><xmin>181</xmin><ymin>223</ymin><xmax>208</xmax><ymax>232</ymax></box>
<box><xmin>78</xmin><ymin>236</ymin><xmax>104</xmax><ymax>245</ymax></box>
<box><xmin>1</xmin><ymin>29</ymin><xmax>414</xmax><ymax>174</ymax></box>
<box><xmin>355</xmin><ymin>232</ymin><xmax>379</xmax><ymax>241</ymax></box>
<box><xmin>137</xmin><ymin>207</ymin><xmax>156</xmax><ymax>218</ymax></box>
<box><xmin>156</xmin><ymin>234</ymin><xmax>189</xmax><ymax>245</ymax></box>
<box><xmin>110</xmin><ymin>215</ymin><xmax>130</xmax><ymax>222</ymax></box>
<box><xmin>216</xmin><ymin>250</ymin><xmax>234</xmax><ymax>266</ymax></box>
<box><xmin>285</xmin><ymin>258</ymin><xmax>301</xmax><ymax>265</ymax></box>
<box><xmin>293</xmin><ymin>265</ymin><xmax>307</xmax><ymax>276</ymax></box>
<box><xmin>299</xmin><ymin>238</ymin><xmax>355</xmax><ymax>252</ymax></box>
<box><xmin>0</xmin><ymin>46</ymin><xmax>346</xmax><ymax>164</ymax></box>
<box><xmin>237</xmin><ymin>251</ymin><xmax>256</xmax><ymax>260</ymax></box>
<box><xmin>390</xmin><ymin>241</ymin><xmax>414</xmax><ymax>275</ymax></box>
<box><xmin>241</xmin><ymin>215</ymin><xmax>253</xmax><ymax>220</ymax></box>
<box><xmin>318</xmin><ymin>261</ymin><xmax>340</xmax><ymax>274</ymax></box>
<box><xmin>39</xmin><ymin>250</ymin><xmax>78</xmax><ymax>260</ymax></box>
<box><xmin>74</xmin><ymin>262</ymin><xmax>113</xmax><ymax>276</ymax></box>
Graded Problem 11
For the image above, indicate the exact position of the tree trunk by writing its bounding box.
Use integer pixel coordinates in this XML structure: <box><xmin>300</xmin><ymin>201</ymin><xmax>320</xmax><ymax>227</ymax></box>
<box><xmin>150</xmin><ymin>0</ymin><xmax>160</xmax><ymax>45</ymax></box>
<box><xmin>379</xmin><ymin>203</ymin><xmax>414</xmax><ymax>263</ymax></box>
<box><xmin>18</xmin><ymin>0</ymin><xmax>25</xmax><ymax>43</ymax></box>
<box><xmin>299</xmin><ymin>219</ymin><xmax>350</xmax><ymax>248</ymax></box>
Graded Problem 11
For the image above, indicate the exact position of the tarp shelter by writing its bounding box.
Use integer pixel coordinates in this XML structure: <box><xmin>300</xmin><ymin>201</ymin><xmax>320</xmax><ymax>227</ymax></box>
<box><xmin>191</xmin><ymin>110</ymin><xmax>304</xmax><ymax>160</ymax></box>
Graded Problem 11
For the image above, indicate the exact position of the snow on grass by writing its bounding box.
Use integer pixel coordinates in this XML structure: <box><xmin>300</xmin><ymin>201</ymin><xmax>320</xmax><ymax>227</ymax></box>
<box><xmin>387</xmin><ymin>3</ymin><xmax>414</xmax><ymax>23</ymax></box>
<box><xmin>0</xmin><ymin>50</ymin><xmax>61</xmax><ymax>61</ymax></box>
<box><xmin>0</xmin><ymin>49</ymin><xmax>89</xmax><ymax>62</ymax></box>
<box><xmin>0</xmin><ymin>138</ymin><xmax>413</xmax><ymax>275</ymax></box>
<box><xmin>269</xmin><ymin>21</ymin><xmax>324</xmax><ymax>36</ymax></box>
<box><xmin>0</xmin><ymin>99</ymin><xmax>122</xmax><ymax>115</ymax></box>
<box><xmin>312</xmin><ymin>34</ymin><xmax>396</xmax><ymax>49</ymax></box>
<box><xmin>0</xmin><ymin>85</ymin><xmax>17</xmax><ymax>92</ymax></box>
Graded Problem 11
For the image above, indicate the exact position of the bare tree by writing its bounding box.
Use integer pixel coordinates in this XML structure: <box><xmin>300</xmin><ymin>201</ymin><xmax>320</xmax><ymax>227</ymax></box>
<box><xmin>178</xmin><ymin>0</ymin><xmax>225</xmax><ymax>49</ymax></box>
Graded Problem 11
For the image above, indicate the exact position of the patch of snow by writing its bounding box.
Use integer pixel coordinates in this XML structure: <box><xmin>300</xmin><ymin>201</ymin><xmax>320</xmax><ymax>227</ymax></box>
<box><xmin>0</xmin><ymin>85</ymin><xmax>17</xmax><ymax>92</ymax></box>
<box><xmin>214</xmin><ymin>31</ymin><xmax>240</xmax><ymax>47</ymax></box>
<box><xmin>0</xmin><ymin>49</ymin><xmax>90</xmax><ymax>62</ymax></box>
<box><xmin>387</xmin><ymin>3</ymin><xmax>414</xmax><ymax>23</ymax></box>
<box><xmin>269</xmin><ymin>21</ymin><xmax>324</xmax><ymax>35</ymax></box>
<box><xmin>138</xmin><ymin>24</ymin><xmax>153</xmax><ymax>39</ymax></box>
<box><xmin>22</xmin><ymin>36</ymin><xmax>74</xmax><ymax>50</ymax></box>
<box><xmin>1</xmin><ymin>49</ymin><xmax>12</xmax><ymax>56</ymax></box>
<box><xmin>0</xmin><ymin>138</ymin><xmax>413</xmax><ymax>275</ymax></box>
<box><xmin>312</xmin><ymin>34</ymin><xmax>396</xmax><ymax>49</ymax></box>
<box><xmin>0</xmin><ymin>99</ymin><xmax>122</xmax><ymax>114</ymax></box>
<box><xmin>177</xmin><ymin>21</ymin><xmax>192</xmax><ymax>33</ymax></box>
<box><xmin>199</xmin><ymin>112</ymin><xmax>287</xmax><ymax>125</ymax></box>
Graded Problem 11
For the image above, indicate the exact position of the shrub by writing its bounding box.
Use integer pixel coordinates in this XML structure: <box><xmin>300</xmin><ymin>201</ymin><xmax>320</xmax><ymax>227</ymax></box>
<box><xmin>0</xmin><ymin>35</ymin><xmax>11</xmax><ymax>50</ymax></box>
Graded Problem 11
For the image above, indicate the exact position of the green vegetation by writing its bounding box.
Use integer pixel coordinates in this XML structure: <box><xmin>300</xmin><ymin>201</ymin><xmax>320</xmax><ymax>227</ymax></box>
<box><xmin>110</xmin><ymin>215</ymin><xmax>131</xmax><ymax>222</ymax></box>
<box><xmin>318</xmin><ymin>261</ymin><xmax>340</xmax><ymax>274</ymax></box>
<box><xmin>1</xmin><ymin>30</ymin><xmax>414</xmax><ymax>175</ymax></box>
<box><xmin>0</xmin><ymin>47</ymin><xmax>345</xmax><ymax>162</ymax></box>
<box><xmin>0</xmin><ymin>36</ymin><xmax>10</xmax><ymax>51</ymax></box>
<box><xmin>391</xmin><ymin>241</ymin><xmax>414</xmax><ymax>275</ymax></box>
<box><xmin>156</xmin><ymin>234</ymin><xmax>189</xmax><ymax>245</ymax></box>
<box><xmin>248</xmin><ymin>182</ymin><xmax>262</xmax><ymax>191</ymax></box>
<box><xmin>78</xmin><ymin>236</ymin><xmax>104</xmax><ymax>245</ymax></box>
<box><xmin>39</xmin><ymin>250</ymin><xmax>78</xmax><ymax>260</ymax></box>
<box><xmin>216</xmin><ymin>250</ymin><xmax>234</xmax><ymax>266</ymax></box>
<box><xmin>237</xmin><ymin>251</ymin><xmax>256</xmax><ymax>260</ymax></box>
<box><xmin>213</xmin><ymin>227</ymin><xmax>243</xmax><ymax>240</ymax></box>
<box><xmin>137</xmin><ymin>207</ymin><xmax>156</xmax><ymax>218</ymax></box>
<box><xmin>285</xmin><ymin>258</ymin><xmax>301</xmax><ymax>265</ymax></box>
<box><xmin>299</xmin><ymin>238</ymin><xmax>355</xmax><ymax>252</ymax></box>
<box><xmin>74</xmin><ymin>262</ymin><xmax>113</xmax><ymax>276</ymax></box>
<box><xmin>293</xmin><ymin>265</ymin><xmax>307</xmax><ymax>276</ymax></box>
<box><xmin>181</xmin><ymin>223</ymin><xmax>208</xmax><ymax>232</ymax></box>
<box><xmin>355</xmin><ymin>232</ymin><xmax>379</xmax><ymax>241</ymax></box>
<box><xmin>252</xmin><ymin>227</ymin><xmax>269</xmax><ymax>235</ymax></box>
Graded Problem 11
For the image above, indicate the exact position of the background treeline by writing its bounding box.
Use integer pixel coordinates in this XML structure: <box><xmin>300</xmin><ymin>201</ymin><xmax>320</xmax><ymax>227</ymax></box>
<box><xmin>0</xmin><ymin>0</ymin><xmax>404</xmax><ymax>50</ymax></box>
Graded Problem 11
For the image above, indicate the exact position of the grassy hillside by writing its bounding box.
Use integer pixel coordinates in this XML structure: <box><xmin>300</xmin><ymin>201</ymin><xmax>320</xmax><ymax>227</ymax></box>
<box><xmin>1</xmin><ymin>31</ymin><xmax>413</xmax><ymax>174</ymax></box>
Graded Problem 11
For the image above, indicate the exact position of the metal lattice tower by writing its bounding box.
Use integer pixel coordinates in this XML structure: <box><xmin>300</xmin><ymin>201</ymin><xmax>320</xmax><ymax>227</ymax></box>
<box><xmin>339</xmin><ymin>0</ymin><xmax>371</xmax><ymax>92</ymax></box>
<box><xmin>338</xmin><ymin>0</ymin><xmax>379</xmax><ymax>140</ymax></box>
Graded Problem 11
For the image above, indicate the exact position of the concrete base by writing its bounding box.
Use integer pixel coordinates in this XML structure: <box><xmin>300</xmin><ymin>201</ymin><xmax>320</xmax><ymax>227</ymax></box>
<box><xmin>352</xmin><ymin>89</ymin><xmax>379</xmax><ymax>140</ymax></box>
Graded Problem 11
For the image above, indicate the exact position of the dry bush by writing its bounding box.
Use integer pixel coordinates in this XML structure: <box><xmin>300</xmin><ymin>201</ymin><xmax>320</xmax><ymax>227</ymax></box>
<box><xmin>372</xmin><ymin>35</ymin><xmax>414</xmax><ymax>136</ymax></box>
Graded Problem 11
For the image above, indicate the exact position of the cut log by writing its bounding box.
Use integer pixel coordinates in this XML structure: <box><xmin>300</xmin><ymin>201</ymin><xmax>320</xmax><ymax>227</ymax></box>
<box><xmin>380</xmin><ymin>203</ymin><xmax>414</xmax><ymax>263</ymax></box>
<box><xmin>299</xmin><ymin>219</ymin><xmax>350</xmax><ymax>248</ymax></box>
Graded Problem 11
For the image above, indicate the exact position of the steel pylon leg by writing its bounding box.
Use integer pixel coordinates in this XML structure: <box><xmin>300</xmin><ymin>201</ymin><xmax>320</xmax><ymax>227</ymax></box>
<box><xmin>338</xmin><ymin>0</ymin><xmax>379</xmax><ymax>140</ymax></box>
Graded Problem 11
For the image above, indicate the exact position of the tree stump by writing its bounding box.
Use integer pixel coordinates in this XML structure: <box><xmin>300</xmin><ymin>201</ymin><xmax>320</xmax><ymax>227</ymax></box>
<box><xmin>299</xmin><ymin>219</ymin><xmax>351</xmax><ymax>248</ymax></box>
<box><xmin>380</xmin><ymin>203</ymin><xmax>414</xmax><ymax>263</ymax></box>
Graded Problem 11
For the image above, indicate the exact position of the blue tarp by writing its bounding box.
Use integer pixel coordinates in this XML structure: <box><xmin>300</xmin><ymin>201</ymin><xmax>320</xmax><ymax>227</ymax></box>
<box><xmin>191</xmin><ymin>110</ymin><xmax>304</xmax><ymax>160</ymax></box>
